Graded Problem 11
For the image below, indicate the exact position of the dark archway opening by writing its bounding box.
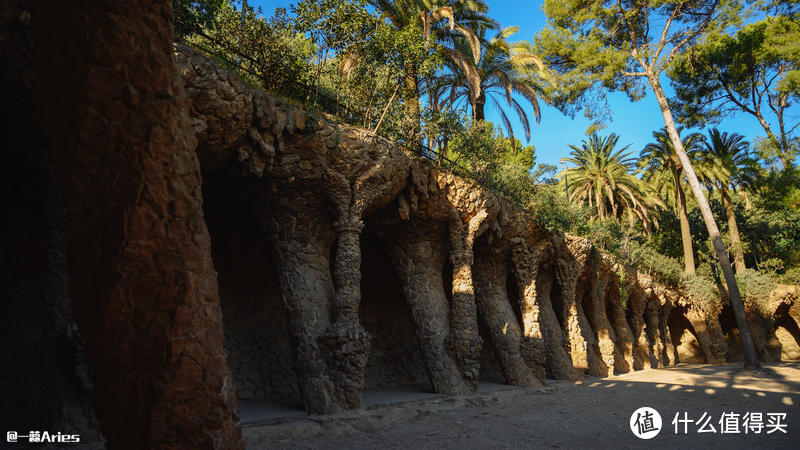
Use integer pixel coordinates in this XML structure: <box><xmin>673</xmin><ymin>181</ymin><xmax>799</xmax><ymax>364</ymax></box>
<box><xmin>203</xmin><ymin>174</ymin><xmax>301</xmax><ymax>419</ymax></box>
<box><xmin>579</xmin><ymin>272</ymin><xmax>596</xmax><ymax>332</ymax></box>
<box><xmin>359</xmin><ymin>227</ymin><xmax>430</xmax><ymax>389</ymax></box>
<box><xmin>668</xmin><ymin>305</ymin><xmax>704</xmax><ymax>364</ymax></box>
<box><xmin>549</xmin><ymin>267</ymin><xmax>565</xmax><ymax>326</ymax></box>
<box><xmin>506</xmin><ymin>271</ymin><xmax>524</xmax><ymax>325</ymax></box>
<box><xmin>774</xmin><ymin>304</ymin><xmax>800</xmax><ymax>360</ymax></box>
<box><xmin>718</xmin><ymin>304</ymin><xmax>744</xmax><ymax>362</ymax></box>
<box><xmin>477</xmin><ymin>317</ymin><xmax>505</xmax><ymax>382</ymax></box>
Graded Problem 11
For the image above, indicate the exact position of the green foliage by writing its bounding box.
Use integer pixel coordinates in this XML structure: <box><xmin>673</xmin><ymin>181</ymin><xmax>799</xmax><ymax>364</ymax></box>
<box><xmin>752</xmin><ymin>136</ymin><xmax>800</xmax><ymax>171</ymax></box>
<box><xmin>578</xmin><ymin>218</ymin><xmax>622</xmax><ymax>253</ymax></box>
<box><xmin>760</xmin><ymin>258</ymin><xmax>785</xmax><ymax>276</ymax></box>
<box><xmin>564</xmin><ymin>133</ymin><xmax>662</xmax><ymax>228</ymax></box>
<box><xmin>777</xmin><ymin>266</ymin><xmax>800</xmax><ymax>285</ymax></box>
<box><xmin>741</xmin><ymin>168</ymin><xmax>800</xmax><ymax>267</ymax></box>
<box><xmin>293</xmin><ymin>0</ymin><xmax>372</xmax><ymax>52</ymax></box>
<box><xmin>736</xmin><ymin>268</ymin><xmax>777</xmax><ymax>317</ymax></box>
<box><xmin>736</xmin><ymin>268</ymin><xmax>776</xmax><ymax>299</ymax></box>
<box><xmin>435</xmin><ymin>26</ymin><xmax>547</xmax><ymax>143</ymax></box>
<box><xmin>184</xmin><ymin>2</ymin><xmax>316</xmax><ymax>95</ymax></box>
<box><xmin>695</xmin><ymin>262</ymin><xmax>715</xmax><ymax>280</ymax></box>
<box><xmin>638</xmin><ymin>128</ymin><xmax>704</xmax><ymax>208</ymax></box>
<box><xmin>683</xmin><ymin>274</ymin><xmax>722</xmax><ymax>317</ymax></box>
<box><xmin>528</xmin><ymin>184</ymin><xmax>590</xmax><ymax>233</ymax></box>
<box><xmin>172</xmin><ymin>0</ymin><xmax>225</xmax><ymax>38</ymax></box>
<box><xmin>623</xmin><ymin>239</ymin><xmax>684</xmax><ymax>288</ymax></box>
<box><xmin>668</xmin><ymin>15</ymin><xmax>800</xmax><ymax>168</ymax></box>
<box><xmin>431</xmin><ymin>119</ymin><xmax>564</xmax><ymax>209</ymax></box>
<box><xmin>534</xmin><ymin>0</ymin><xmax>743</xmax><ymax>128</ymax></box>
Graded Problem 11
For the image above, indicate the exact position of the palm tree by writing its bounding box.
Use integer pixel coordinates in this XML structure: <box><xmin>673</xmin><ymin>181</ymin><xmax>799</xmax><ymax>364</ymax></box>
<box><xmin>437</xmin><ymin>26</ymin><xmax>547</xmax><ymax>147</ymax></box>
<box><xmin>368</xmin><ymin>0</ymin><xmax>496</xmax><ymax>147</ymax></box>
<box><xmin>639</xmin><ymin>128</ymin><xmax>705</xmax><ymax>274</ymax></box>
<box><xmin>697</xmin><ymin>129</ymin><xmax>758</xmax><ymax>273</ymax></box>
<box><xmin>564</xmin><ymin>134</ymin><xmax>661</xmax><ymax>229</ymax></box>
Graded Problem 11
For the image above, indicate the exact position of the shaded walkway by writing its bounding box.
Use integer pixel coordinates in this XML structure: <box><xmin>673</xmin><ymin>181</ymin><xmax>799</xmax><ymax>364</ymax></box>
<box><xmin>239</xmin><ymin>381</ymin><xmax>520</xmax><ymax>426</ymax></box>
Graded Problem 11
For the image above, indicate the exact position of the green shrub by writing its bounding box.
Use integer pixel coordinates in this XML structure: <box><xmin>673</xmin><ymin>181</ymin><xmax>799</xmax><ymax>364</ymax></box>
<box><xmin>734</xmin><ymin>269</ymin><xmax>776</xmax><ymax>318</ymax></box>
<box><xmin>683</xmin><ymin>274</ymin><xmax>721</xmax><ymax>317</ymax></box>
<box><xmin>760</xmin><ymin>258</ymin><xmax>785</xmax><ymax>276</ymax></box>
<box><xmin>528</xmin><ymin>184</ymin><xmax>590</xmax><ymax>233</ymax></box>
<box><xmin>777</xmin><ymin>266</ymin><xmax>800</xmax><ymax>285</ymax></box>
<box><xmin>578</xmin><ymin>218</ymin><xmax>622</xmax><ymax>253</ymax></box>
<box><xmin>736</xmin><ymin>268</ymin><xmax>776</xmax><ymax>300</ymax></box>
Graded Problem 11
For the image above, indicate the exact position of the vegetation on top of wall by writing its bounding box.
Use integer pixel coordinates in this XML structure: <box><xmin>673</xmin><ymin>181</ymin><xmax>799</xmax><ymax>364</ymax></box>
<box><xmin>170</xmin><ymin>0</ymin><xmax>799</xmax><ymax>329</ymax></box>
<box><xmin>683</xmin><ymin>274</ymin><xmax>723</xmax><ymax>317</ymax></box>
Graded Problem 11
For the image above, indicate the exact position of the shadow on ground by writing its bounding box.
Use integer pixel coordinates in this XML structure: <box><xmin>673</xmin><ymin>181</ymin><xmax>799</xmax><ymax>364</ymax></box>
<box><xmin>242</xmin><ymin>362</ymin><xmax>800</xmax><ymax>449</ymax></box>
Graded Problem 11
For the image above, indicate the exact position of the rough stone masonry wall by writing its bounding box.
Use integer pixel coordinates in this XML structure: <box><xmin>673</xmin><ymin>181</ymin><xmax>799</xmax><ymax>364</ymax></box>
<box><xmin>176</xmin><ymin>44</ymin><xmax>800</xmax><ymax>418</ymax></box>
<box><xmin>24</xmin><ymin>1</ymin><xmax>243</xmax><ymax>447</ymax></box>
<box><xmin>203</xmin><ymin>188</ymin><xmax>300</xmax><ymax>402</ymax></box>
<box><xmin>0</xmin><ymin>3</ymin><xmax>103</xmax><ymax>443</ymax></box>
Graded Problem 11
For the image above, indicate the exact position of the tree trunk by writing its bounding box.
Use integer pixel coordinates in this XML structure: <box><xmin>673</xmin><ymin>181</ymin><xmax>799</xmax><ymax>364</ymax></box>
<box><xmin>649</xmin><ymin>75</ymin><xmax>759</xmax><ymax>368</ymax></box>
<box><xmin>31</xmin><ymin>0</ymin><xmax>244</xmax><ymax>446</ymax></box>
<box><xmin>721</xmin><ymin>187</ymin><xmax>746</xmax><ymax>273</ymax></box>
<box><xmin>403</xmin><ymin>60</ymin><xmax>421</xmax><ymax>148</ymax></box>
<box><xmin>673</xmin><ymin>166</ymin><xmax>696</xmax><ymax>274</ymax></box>
<box><xmin>473</xmin><ymin>93</ymin><xmax>486</xmax><ymax>122</ymax></box>
<box><xmin>595</xmin><ymin>188</ymin><xmax>605</xmax><ymax>220</ymax></box>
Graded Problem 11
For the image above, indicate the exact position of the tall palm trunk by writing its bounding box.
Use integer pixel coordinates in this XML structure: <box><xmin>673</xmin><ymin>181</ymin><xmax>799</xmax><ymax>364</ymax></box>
<box><xmin>721</xmin><ymin>187</ymin><xmax>746</xmax><ymax>273</ymax></box>
<box><xmin>650</xmin><ymin>74</ymin><xmax>759</xmax><ymax>368</ymax></box>
<box><xmin>403</xmin><ymin>60</ymin><xmax>420</xmax><ymax>148</ymax></box>
<box><xmin>672</xmin><ymin>166</ymin><xmax>696</xmax><ymax>274</ymax></box>
<box><xmin>594</xmin><ymin>188</ymin><xmax>605</xmax><ymax>220</ymax></box>
<box><xmin>472</xmin><ymin>93</ymin><xmax>486</xmax><ymax>121</ymax></box>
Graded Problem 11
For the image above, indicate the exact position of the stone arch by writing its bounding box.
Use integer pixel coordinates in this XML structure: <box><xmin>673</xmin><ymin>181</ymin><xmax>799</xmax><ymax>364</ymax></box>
<box><xmin>668</xmin><ymin>305</ymin><xmax>705</xmax><ymax>364</ymax></box>
<box><xmin>774</xmin><ymin>303</ymin><xmax>800</xmax><ymax>360</ymax></box>
<box><xmin>358</xmin><ymin>224</ymin><xmax>430</xmax><ymax>389</ymax></box>
<box><xmin>472</xmin><ymin>234</ymin><xmax>540</xmax><ymax>387</ymax></box>
<box><xmin>368</xmin><ymin>201</ymin><xmax>473</xmax><ymax>396</ymax></box>
<box><xmin>643</xmin><ymin>295</ymin><xmax>665</xmax><ymax>368</ymax></box>
<box><xmin>718</xmin><ymin>303</ymin><xmax>781</xmax><ymax>362</ymax></box>
<box><xmin>603</xmin><ymin>273</ymin><xmax>634</xmax><ymax>373</ymax></box>
<box><xmin>202</xmin><ymin>173</ymin><xmax>300</xmax><ymax>406</ymax></box>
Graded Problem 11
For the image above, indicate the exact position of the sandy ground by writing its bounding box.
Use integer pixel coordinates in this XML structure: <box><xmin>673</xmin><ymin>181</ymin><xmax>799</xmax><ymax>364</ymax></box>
<box><xmin>243</xmin><ymin>362</ymin><xmax>800</xmax><ymax>449</ymax></box>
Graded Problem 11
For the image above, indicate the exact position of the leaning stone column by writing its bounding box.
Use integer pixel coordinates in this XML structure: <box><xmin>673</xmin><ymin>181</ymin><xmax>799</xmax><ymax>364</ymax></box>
<box><xmin>386</xmin><ymin>220</ymin><xmax>471</xmax><ymax>395</ymax></box>
<box><xmin>644</xmin><ymin>298</ymin><xmax>665</xmax><ymax>368</ymax></box>
<box><xmin>533</xmin><ymin>268</ymin><xmax>581</xmax><ymax>379</ymax></box>
<box><xmin>510</xmin><ymin>239</ymin><xmax>551</xmax><ymax>380</ymax></box>
<box><xmin>554</xmin><ymin>237</ymin><xmax>607</xmax><ymax>376</ymax></box>
<box><xmin>659</xmin><ymin>301</ymin><xmax>677</xmax><ymax>366</ymax></box>
<box><xmin>474</xmin><ymin>246</ymin><xmax>541</xmax><ymax>387</ymax></box>
<box><xmin>628</xmin><ymin>285</ymin><xmax>654</xmax><ymax>370</ymax></box>
<box><xmin>585</xmin><ymin>256</ymin><xmax>620</xmax><ymax>376</ymax></box>
<box><xmin>262</xmin><ymin>194</ymin><xmax>339</xmax><ymax>415</ymax></box>
<box><xmin>605</xmin><ymin>270</ymin><xmax>634</xmax><ymax>373</ymax></box>
<box><xmin>30</xmin><ymin>1</ymin><xmax>243</xmax><ymax>446</ymax></box>
<box><xmin>445</xmin><ymin>210</ymin><xmax>486</xmax><ymax>388</ymax></box>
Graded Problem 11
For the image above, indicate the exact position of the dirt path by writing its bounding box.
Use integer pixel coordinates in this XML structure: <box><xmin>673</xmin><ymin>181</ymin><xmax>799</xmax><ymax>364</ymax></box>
<box><xmin>244</xmin><ymin>362</ymin><xmax>800</xmax><ymax>449</ymax></box>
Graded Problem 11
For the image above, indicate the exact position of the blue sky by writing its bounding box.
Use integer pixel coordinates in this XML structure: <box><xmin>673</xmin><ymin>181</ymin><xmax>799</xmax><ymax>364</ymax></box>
<box><xmin>249</xmin><ymin>0</ymin><xmax>793</xmax><ymax>167</ymax></box>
